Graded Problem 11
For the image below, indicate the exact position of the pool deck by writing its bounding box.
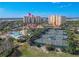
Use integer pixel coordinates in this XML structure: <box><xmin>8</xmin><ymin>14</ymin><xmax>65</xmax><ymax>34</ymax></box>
<box><xmin>8</xmin><ymin>31</ymin><xmax>23</xmax><ymax>39</ymax></box>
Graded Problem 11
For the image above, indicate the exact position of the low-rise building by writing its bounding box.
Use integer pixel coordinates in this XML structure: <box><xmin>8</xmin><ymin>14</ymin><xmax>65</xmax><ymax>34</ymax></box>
<box><xmin>34</xmin><ymin>29</ymin><xmax>68</xmax><ymax>49</ymax></box>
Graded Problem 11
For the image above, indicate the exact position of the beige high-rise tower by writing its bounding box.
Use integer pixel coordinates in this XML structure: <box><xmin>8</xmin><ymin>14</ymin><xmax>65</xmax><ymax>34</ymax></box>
<box><xmin>48</xmin><ymin>15</ymin><xmax>66</xmax><ymax>28</ymax></box>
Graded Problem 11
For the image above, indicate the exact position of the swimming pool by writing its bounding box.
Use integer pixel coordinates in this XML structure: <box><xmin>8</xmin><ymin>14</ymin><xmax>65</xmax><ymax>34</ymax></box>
<box><xmin>8</xmin><ymin>31</ymin><xmax>23</xmax><ymax>39</ymax></box>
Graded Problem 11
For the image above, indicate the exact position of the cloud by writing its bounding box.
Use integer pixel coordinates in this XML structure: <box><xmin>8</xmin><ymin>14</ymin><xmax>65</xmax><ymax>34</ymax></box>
<box><xmin>52</xmin><ymin>2</ymin><xmax>61</xmax><ymax>4</ymax></box>
<box><xmin>51</xmin><ymin>2</ymin><xmax>72</xmax><ymax>8</ymax></box>
<box><xmin>59</xmin><ymin>4</ymin><xmax>72</xmax><ymax>8</ymax></box>
<box><xmin>0</xmin><ymin>8</ymin><xmax>5</xmax><ymax>12</ymax></box>
<box><xmin>59</xmin><ymin>5</ymin><xmax>67</xmax><ymax>8</ymax></box>
<box><xmin>0</xmin><ymin>8</ymin><xmax>4</xmax><ymax>10</ymax></box>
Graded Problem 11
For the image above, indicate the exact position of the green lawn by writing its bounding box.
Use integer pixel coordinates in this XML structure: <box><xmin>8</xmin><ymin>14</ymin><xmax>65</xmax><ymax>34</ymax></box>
<box><xmin>74</xmin><ymin>34</ymin><xmax>79</xmax><ymax>40</ymax></box>
<box><xmin>18</xmin><ymin>44</ymin><xmax>79</xmax><ymax>57</ymax></box>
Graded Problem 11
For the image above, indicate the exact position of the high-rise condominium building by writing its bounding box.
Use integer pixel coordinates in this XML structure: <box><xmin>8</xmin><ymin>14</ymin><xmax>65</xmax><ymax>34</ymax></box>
<box><xmin>23</xmin><ymin>13</ymin><xmax>42</xmax><ymax>24</ymax></box>
<box><xmin>48</xmin><ymin>15</ymin><xmax>66</xmax><ymax>28</ymax></box>
<box><xmin>23</xmin><ymin>13</ymin><xmax>47</xmax><ymax>29</ymax></box>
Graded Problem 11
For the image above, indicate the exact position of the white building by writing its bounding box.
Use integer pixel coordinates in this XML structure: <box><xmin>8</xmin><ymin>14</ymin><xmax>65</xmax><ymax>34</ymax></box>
<box><xmin>23</xmin><ymin>13</ymin><xmax>42</xmax><ymax>24</ymax></box>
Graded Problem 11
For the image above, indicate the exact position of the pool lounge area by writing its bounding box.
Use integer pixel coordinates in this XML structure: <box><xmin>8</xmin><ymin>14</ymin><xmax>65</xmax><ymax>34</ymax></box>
<box><xmin>8</xmin><ymin>31</ymin><xmax>26</xmax><ymax>41</ymax></box>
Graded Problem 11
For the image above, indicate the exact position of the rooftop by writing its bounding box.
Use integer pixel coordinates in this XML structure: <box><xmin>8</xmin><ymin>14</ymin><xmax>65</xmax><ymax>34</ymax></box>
<box><xmin>34</xmin><ymin>29</ymin><xmax>68</xmax><ymax>47</ymax></box>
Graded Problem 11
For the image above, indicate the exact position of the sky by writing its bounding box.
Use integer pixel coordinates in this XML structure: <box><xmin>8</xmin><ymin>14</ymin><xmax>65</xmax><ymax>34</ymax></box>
<box><xmin>0</xmin><ymin>2</ymin><xmax>79</xmax><ymax>18</ymax></box>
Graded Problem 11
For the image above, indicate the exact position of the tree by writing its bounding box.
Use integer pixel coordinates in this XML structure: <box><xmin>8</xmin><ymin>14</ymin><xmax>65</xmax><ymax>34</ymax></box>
<box><xmin>46</xmin><ymin>44</ymin><xmax>55</xmax><ymax>51</ymax></box>
<box><xmin>67</xmin><ymin>30</ymin><xmax>77</xmax><ymax>54</ymax></box>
